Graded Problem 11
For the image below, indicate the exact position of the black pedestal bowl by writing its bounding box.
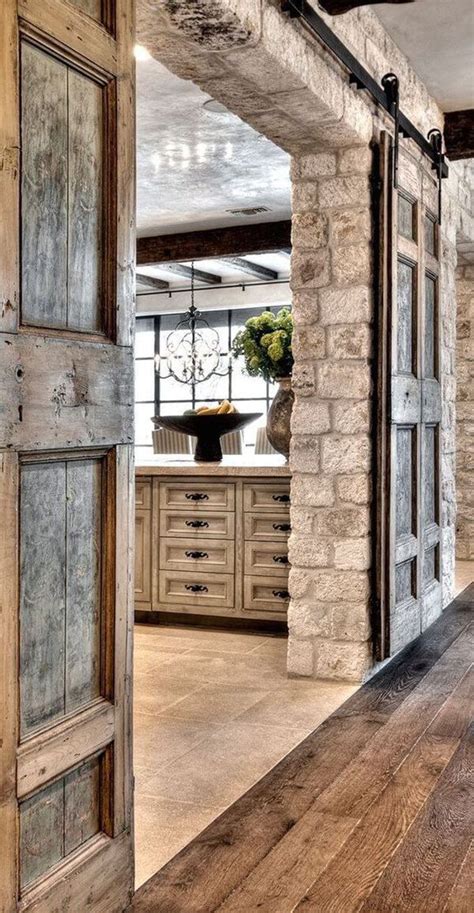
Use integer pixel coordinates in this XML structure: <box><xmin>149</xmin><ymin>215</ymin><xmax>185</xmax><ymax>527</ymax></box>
<box><xmin>152</xmin><ymin>413</ymin><xmax>262</xmax><ymax>462</ymax></box>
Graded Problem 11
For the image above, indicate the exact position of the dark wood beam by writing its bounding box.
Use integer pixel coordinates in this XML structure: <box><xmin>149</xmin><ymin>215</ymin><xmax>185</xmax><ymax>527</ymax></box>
<box><xmin>162</xmin><ymin>263</ymin><xmax>222</xmax><ymax>285</ymax></box>
<box><xmin>136</xmin><ymin>273</ymin><xmax>169</xmax><ymax>291</ymax></box>
<box><xmin>318</xmin><ymin>0</ymin><xmax>414</xmax><ymax>14</ymax></box>
<box><xmin>444</xmin><ymin>110</ymin><xmax>474</xmax><ymax>161</ymax></box>
<box><xmin>137</xmin><ymin>221</ymin><xmax>292</xmax><ymax>265</ymax></box>
<box><xmin>220</xmin><ymin>257</ymin><xmax>278</xmax><ymax>281</ymax></box>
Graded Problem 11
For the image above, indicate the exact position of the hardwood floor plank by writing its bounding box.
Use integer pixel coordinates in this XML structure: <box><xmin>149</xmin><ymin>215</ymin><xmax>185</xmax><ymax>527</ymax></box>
<box><xmin>442</xmin><ymin>842</ymin><xmax>474</xmax><ymax>913</ymax></box>
<box><xmin>290</xmin><ymin>666</ymin><xmax>473</xmax><ymax>913</ymax></box>
<box><xmin>218</xmin><ymin>664</ymin><xmax>473</xmax><ymax>913</ymax></box>
<box><xmin>132</xmin><ymin>587</ymin><xmax>473</xmax><ymax>913</ymax></box>
<box><xmin>359</xmin><ymin>728</ymin><xmax>474</xmax><ymax>913</ymax></box>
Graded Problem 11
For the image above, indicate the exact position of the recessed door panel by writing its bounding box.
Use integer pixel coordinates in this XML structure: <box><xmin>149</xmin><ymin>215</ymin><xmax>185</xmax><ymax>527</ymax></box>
<box><xmin>397</xmin><ymin>260</ymin><xmax>415</xmax><ymax>375</ymax></box>
<box><xmin>21</xmin><ymin>42</ymin><xmax>105</xmax><ymax>334</ymax></box>
<box><xmin>20</xmin><ymin>458</ymin><xmax>103</xmax><ymax>737</ymax></box>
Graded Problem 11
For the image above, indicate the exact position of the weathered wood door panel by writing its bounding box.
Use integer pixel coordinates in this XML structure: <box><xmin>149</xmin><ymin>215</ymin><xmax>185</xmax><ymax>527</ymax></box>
<box><xmin>0</xmin><ymin>1</ymin><xmax>135</xmax><ymax>911</ymax></box>
<box><xmin>377</xmin><ymin>133</ymin><xmax>442</xmax><ymax>659</ymax></box>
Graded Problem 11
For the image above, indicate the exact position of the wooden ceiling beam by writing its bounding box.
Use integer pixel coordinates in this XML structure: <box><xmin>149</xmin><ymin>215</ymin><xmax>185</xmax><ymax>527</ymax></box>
<box><xmin>161</xmin><ymin>263</ymin><xmax>222</xmax><ymax>285</ymax></box>
<box><xmin>444</xmin><ymin>110</ymin><xmax>474</xmax><ymax>161</ymax></box>
<box><xmin>136</xmin><ymin>221</ymin><xmax>292</xmax><ymax>265</ymax></box>
<box><xmin>317</xmin><ymin>0</ymin><xmax>414</xmax><ymax>14</ymax></box>
<box><xmin>219</xmin><ymin>256</ymin><xmax>279</xmax><ymax>281</ymax></box>
<box><xmin>136</xmin><ymin>273</ymin><xmax>169</xmax><ymax>290</ymax></box>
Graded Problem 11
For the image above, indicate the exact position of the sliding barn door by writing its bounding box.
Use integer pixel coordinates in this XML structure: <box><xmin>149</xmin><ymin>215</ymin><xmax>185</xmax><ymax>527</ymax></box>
<box><xmin>0</xmin><ymin>2</ymin><xmax>135</xmax><ymax>911</ymax></box>
<box><xmin>377</xmin><ymin>132</ymin><xmax>442</xmax><ymax>658</ymax></box>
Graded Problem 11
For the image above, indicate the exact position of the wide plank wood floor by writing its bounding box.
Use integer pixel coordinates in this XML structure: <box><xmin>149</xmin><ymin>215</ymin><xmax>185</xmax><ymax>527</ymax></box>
<box><xmin>131</xmin><ymin>584</ymin><xmax>474</xmax><ymax>913</ymax></box>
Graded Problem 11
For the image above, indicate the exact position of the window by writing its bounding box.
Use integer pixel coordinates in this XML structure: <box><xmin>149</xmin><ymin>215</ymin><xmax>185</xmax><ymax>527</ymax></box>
<box><xmin>135</xmin><ymin>306</ymin><xmax>285</xmax><ymax>457</ymax></box>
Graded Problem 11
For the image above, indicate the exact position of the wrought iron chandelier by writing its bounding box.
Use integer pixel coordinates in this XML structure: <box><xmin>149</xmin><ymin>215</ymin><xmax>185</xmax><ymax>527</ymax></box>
<box><xmin>158</xmin><ymin>262</ymin><xmax>226</xmax><ymax>386</ymax></box>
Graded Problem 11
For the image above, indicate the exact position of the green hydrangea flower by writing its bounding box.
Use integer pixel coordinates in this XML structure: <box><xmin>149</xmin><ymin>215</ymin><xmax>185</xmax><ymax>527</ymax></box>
<box><xmin>231</xmin><ymin>308</ymin><xmax>294</xmax><ymax>382</ymax></box>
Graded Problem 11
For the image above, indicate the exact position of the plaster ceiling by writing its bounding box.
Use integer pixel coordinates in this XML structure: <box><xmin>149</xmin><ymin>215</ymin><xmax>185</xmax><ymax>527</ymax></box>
<box><xmin>374</xmin><ymin>0</ymin><xmax>474</xmax><ymax>112</ymax></box>
<box><xmin>136</xmin><ymin>56</ymin><xmax>291</xmax><ymax>238</ymax></box>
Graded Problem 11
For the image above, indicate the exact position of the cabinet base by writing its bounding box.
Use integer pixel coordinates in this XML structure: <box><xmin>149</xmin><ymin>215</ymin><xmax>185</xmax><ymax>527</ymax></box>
<box><xmin>134</xmin><ymin>609</ymin><xmax>288</xmax><ymax>635</ymax></box>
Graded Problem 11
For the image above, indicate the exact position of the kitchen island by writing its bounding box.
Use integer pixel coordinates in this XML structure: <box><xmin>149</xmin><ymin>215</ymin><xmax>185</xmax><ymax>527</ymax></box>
<box><xmin>135</xmin><ymin>456</ymin><xmax>291</xmax><ymax>626</ymax></box>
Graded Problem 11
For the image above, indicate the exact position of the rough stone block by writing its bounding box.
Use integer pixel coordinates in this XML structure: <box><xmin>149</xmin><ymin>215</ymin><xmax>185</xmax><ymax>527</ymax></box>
<box><xmin>313</xmin><ymin>639</ymin><xmax>372</xmax><ymax>681</ymax></box>
<box><xmin>292</xmin><ymin>213</ymin><xmax>329</xmax><ymax>250</ymax></box>
<box><xmin>292</xmin><ymin>153</ymin><xmax>337</xmax><ymax>180</ymax></box>
<box><xmin>292</xmin><ymin>363</ymin><xmax>316</xmax><ymax>397</ymax></box>
<box><xmin>288</xmin><ymin>599</ymin><xmax>332</xmax><ymax>638</ymax></box>
<box><xmin>327</xmin><ymin>324</ymin><xmax>371</xmax><ymax>359</ymax></box>
<box><xmin>330</xmin><ymin>208</ymin><xmax>371</xmax><ymax>246</ymax></box>
<box><xmin>291</xmin><ymin>399</ymin><xmax>331</xmax><ymax>434</ymax></box>
<box><xmin>332</xmin><ymin>400</ymin><xmax>371</xmax><ymax>433</ymax></box>
<box><xmin>290</xmin><ymin>473</ymin><xmax>335</xmax><ymax>507</ymax></box>
<box><xmin>330</xmin><ymin>602</ymin><xmax>371</xmax><ymax>641</ymax></box>
<box><xmin>289</xmin><ymin>530</ymin><xmax>332</xmax><ymax>567</ymax></box>
<box><xmin>293</xmin><ymin>325</ymin><xmax>326</xmax><ymax>360</ymax></box>
<box><xmin>321</xmin><ymin>435</ymin><xmax>371</xmax><ymax>474</ymax></box>
<box><xmin>319</xmin><ymin>285</ymin><xmax>371</xmax><ymax>325</ymax></box>
<box><xmin>290</xmin><ymin>435</ymin><xmax>321</xmax><ymax>473</ymax></box>
<box><xmin>292</xmin><ymin>181</ymin><xmax>319</xmax><ymax>212</ymax></box>
<box><xmin>337</xmin><ymin>146</ymin><xmax>372</xmax><ymax>175</ymax></box>
<box><xmin>291</xmin><ymin>249</ymin><xmax>330</xmax><ymax>290</ymax></box>
<box><xmin>287</xmin><ymin>635</ymin><xmax>314</xmax><ymax>677</ymax></box>
<box><xmin>312</xmin><ymin>570</ymin><xmax>369</xmax><ymax>602</ymax></box>
<box><xmin>334</xmin><ymin>537</ymin><xmax>371</xmax><ymax>570</ymax></box>
<box><xmin>318</xmin><ymin>175</ymin><xmax>370</xmax><ymax>209</ymax></box>
<box><xmin>314</xmin><ymin>506</ymin><xmax>370</xmax><ymax>538</ymax></box>
<box><xmin>336</xmin><ymin>474</ymin><xmax>371</xmax><ymax>504</ymax></box>
<box><xmin>317</xmin><ymin>362</ymin><xmax>371</xmax><ymax>399</ymax></box>
<box><xmin>332</xmin><ymin>243</ymin><xmax>371</xmax><ymax>286</ymax></box>
<box><xmin>292</xmin><ymin>290</ymin><xmax>319</xmax><ymax>325</ymax></box>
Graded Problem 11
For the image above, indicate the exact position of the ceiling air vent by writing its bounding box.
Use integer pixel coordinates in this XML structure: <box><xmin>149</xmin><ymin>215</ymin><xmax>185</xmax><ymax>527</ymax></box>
<box><xmin>225</xmin><ymin>206</ymin><xmax>271</xmax><ymax>216</ymax></box>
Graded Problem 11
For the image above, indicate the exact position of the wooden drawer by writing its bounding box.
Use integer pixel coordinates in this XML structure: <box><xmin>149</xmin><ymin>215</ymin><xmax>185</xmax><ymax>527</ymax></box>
<box><xmin>160</xmin><ymin>481</ymin><xmax>234</xmax><ymax>511</ymax></box>
<box><xmin>135</xmin><ymin>478</ymin><xmax>151</xmax><ymax>510</ymax></box>
<box><xmin>159</xmin><ymin>571</ymin><xmax>234</xmax><ymax>609</ymax></box>
<box><xmin>135</xmin><ymin>509</ymin><xmax>151</xmax><ymax>604</ymax></box>
<box><xmin>244</xmin><ymin>482</ymin><xmax>290</xmax><ymax>513</ymax></box>
<box><xmin>244</xmin><ymin>541</ymin><xmax>289</xmax><ymax>578</ymax></box>
<box><xmin>244</xmin><ymin>576</ymin><xmax>289</xmax><ymax>614</ymax></box>
<box><xmin>160</xmin><ymin>537</ymin><xmax>235</xmax><ymax>574</ymax></box>
<box><xmin>160</xmin><ymin>509</ymin><xmax>234</xmax><ymax>540</ymax></box>
<box><xmin>244</xmin><ymin>513</ymin><xmax>291</xmax><ymax>541</ymax></box>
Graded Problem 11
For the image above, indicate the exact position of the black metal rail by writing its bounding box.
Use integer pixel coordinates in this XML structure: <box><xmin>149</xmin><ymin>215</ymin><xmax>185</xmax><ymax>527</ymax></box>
<box><xmin>281</xmin><ymin>0</ymin><xmax>448</xmax><ymax>179</ymax></box>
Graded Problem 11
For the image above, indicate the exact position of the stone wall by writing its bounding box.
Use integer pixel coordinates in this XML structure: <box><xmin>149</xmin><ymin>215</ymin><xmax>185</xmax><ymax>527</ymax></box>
<box><xmin>288</xmin><ymin>146</ymin><xmax>373</xmax><ymax>681</ymax></box>
<box><xmin>139</xmin><ymin>0</ymin><xmax>474</xmax><ymax>679</ymax></box>
<box><xmin>455</xmin><ymin>265</ymin><xmax>474</xmax><ymax>560</ymax></box>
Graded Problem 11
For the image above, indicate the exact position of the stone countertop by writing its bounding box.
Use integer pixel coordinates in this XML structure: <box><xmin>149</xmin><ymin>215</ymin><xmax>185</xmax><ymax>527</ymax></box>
<box><xmin>135</xmin><ymin>455</ymin><xmax>291</xmax><ymax>478</ymax></box>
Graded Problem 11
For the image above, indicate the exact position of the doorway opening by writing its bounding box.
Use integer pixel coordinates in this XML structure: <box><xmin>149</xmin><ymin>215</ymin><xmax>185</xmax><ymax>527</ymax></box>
<box><xmin>131</xmin><ymin>54</ymin><xmax>357</xmax><ymax>888</ymax></box>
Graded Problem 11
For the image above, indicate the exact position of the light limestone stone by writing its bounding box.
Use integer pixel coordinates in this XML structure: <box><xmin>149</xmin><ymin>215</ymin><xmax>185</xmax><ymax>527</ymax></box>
<box><xmin>317</xmin><ymin>363</ymin><xmax>371</xmax><ymax>399</ymax></box>
<box><xmin>312</xmin><ymin>570</ymin><xmax>369</xmax><ymax>602</ymax></box>
<box><xmin>318</xmin><ymin>175</ymin><xmax>370</xmax><ymax>209</ymax></box>
<box><xmin>292</xmin><ymin>325</ymin><xmax>326</xmax><ymax>360</ymax></box>
<box><xmin>332</xmin><ymin>243</ymin><xmax>371</xmax><ymax>286</ymax></box>
<box><xmin>336</xmin><ymin>474</ymin><xmax>370</xmax><ymax>505</ymax></box>
<box><xmin>334</xmin><ymin>537</ymin><xmax>371</xmax><ymax>571</ymax></box>
<box><xmin>290</xmin><ymin>435</ymin><xmax>321</xmax><ymax>473</ymax></box>
<box><xmin>321</xmin><ymin>436</ymin><xmax>371</xmax><ymax>475</ymax></box>
<box><xmin>331</xmin><ymin>400</ymin><xmax>371</xmax><ymax>434</ymax></box>
<box><xmin>291</xmin><ymin>362</ymin><xmax>316</xmax><ymax>397</ymax></box>
<box><xmin>287</xmin><ymin>636</ymin><xmax>314</xmax><ymax>677</ymax></box>
<box><xmin>291</xmin><ymin>249</ymin><xmax>330</xmax><ymax>290</ymax></box>
<box><xmin>292</xmin><ymin>153</ymin><xmax>337</xmax><ymax>179</ymax></box>
<box><xmin>330</xmin><ymin>208</ymin><xmax>371</xmax><ymax>246</ymax></box>
<box><xmin>291</xmin><ymin>399</ymin><xmax>331</xmax><ymax>435</ymax></box>
<box><xmin>330</xmin><ymin>603</ymin><xmax>371</xmax><ymax>641</ymax></box>
<box><xmin>314</xmin><ymin>507</ymin><xmax>370</xmax><ymax>539</ymax></box>
<box><xmin>313</xmin><ymin>639</ymin><xmax>372</xmax><ymax>682</ymax></box>
<box><xmin>337</xmin><ymin>146</ymin><xmax>372</xmax><ymax>175</ymax></box>
<box><xmin>326</xmin><ymin>324</ymin><xmax>371</xmax><ymax>359</ymax></box>
<box><xmin>290</xmin><ymin>474</ymin><xmax>335</xmax><ymax>507</ymax></box>
<box><xmin>319</xmin><ymin>285</ymin><xmax>371</xmax><ymax>325</ymax></box>
<box><xmin>292</xmin><ymin>290</ymin><xmax>319</xmax><ymax>325</ymax></box>
<box><xmin>292</xmin><ymin>181</ymin><xmax>319</xmax><ymax>212</ymax></box>
<box><xmin>292</xmin><ymin>213</ymin><xmax>329</xmax><ymax>250</ymax></box>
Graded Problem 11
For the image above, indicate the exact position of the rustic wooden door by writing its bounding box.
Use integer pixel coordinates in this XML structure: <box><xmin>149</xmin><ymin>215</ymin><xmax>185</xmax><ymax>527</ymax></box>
<box><xmin>0</xmin><ymin>1</ymin><xmax>135</xmax><ymax>911</ymax></box>
<box><xmin>377</xmin><ymin>132</ymin><xmax>442</xmax><ymax>659</ymax></box>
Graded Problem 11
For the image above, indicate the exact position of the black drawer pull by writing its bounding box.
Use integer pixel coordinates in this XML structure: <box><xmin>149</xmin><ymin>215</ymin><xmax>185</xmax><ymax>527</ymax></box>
<box><xmin>273</xmin><ymin>522</ymin><xmax>291</xmax><ymax>532</ymax></box>
<box><xmin>185</xmin><ymin>550</ymin><xmax>209</xmax><ymax>560</ymax></box>
<box><xmin>272</xmin><ymin>493</ymin><xmax>290</xmax><ymax>503</ymax></box>
<box><xmin>273</xmin><ymin>555</ymin><xmax>289</xmax><ymax>564</ymax></box>
<box><xmin>272</xmin><ymin>589</ymin><xmax>290</xmax><ymax>600</ymax></box>
<box><xmin>185</xmin><ymin>492</ymin><xmax>209</xmax><ymax>501</ymax></box>
<box><xmin>185</xmin><ymin>519</ymin><xmax>209</xmax><ymax>529</ymax></box>
<box><xmin>185</xmin><ymin>584</ymin><xmax>208</xmax><ymax>594</ymax></box>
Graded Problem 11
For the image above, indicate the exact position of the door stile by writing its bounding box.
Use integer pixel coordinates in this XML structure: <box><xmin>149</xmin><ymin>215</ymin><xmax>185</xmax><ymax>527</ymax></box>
<box><xmin>0</xmin><ymin>453</ymin><xmax>20</xmax><ymax>913</ymax></box>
